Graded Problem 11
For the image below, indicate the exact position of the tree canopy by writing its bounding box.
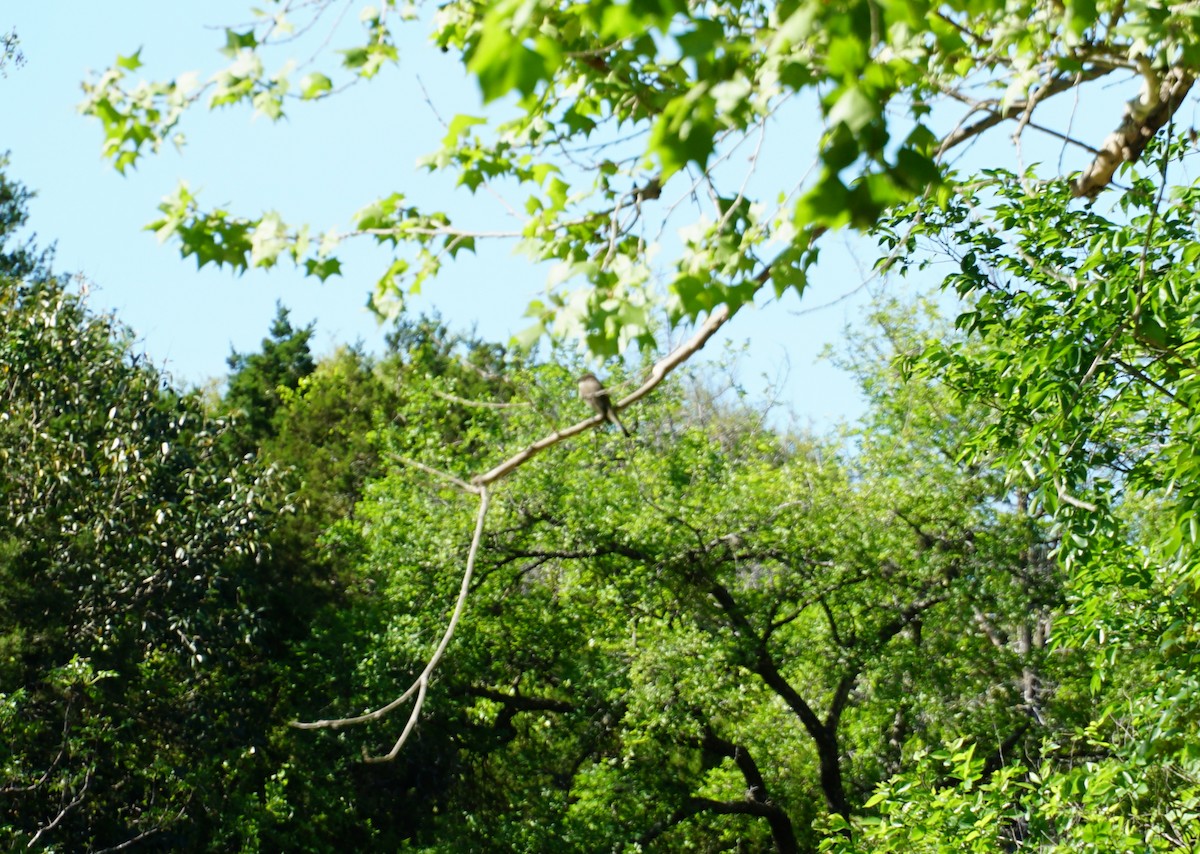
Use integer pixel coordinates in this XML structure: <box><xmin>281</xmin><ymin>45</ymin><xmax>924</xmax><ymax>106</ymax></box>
<box><xmin>80</xmin><ymin>0</ymin><xmax>1197</xmax><ymax>351</ymax></box>
<box><xmin>2</xmin><ymin>0</ymin><xmax>1200</xmax><ymax>849</ymax></box>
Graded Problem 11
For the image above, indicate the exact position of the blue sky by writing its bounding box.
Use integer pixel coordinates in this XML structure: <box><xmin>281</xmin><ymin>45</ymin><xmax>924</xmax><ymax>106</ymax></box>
<box><xmin>0</xmin><ymin>3</ymin><xmax>931</xmax><ymax>426</ymax></box>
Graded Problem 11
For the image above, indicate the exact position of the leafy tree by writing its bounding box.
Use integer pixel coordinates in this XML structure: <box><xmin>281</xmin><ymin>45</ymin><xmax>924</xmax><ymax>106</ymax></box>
<box><xmin>223</xmin><ymin>301</ymin><xmax>316</xmax><ymax>449</ymax></box>
<box><xmin>266</xmin><ymin>344</ymin><xmax>392</xmax><ymax>522</ymax></box>
<box><xmin>0</xmin><ymin>162</ymin><xmax>384</xmax><ymax>852</ymax></box>
<box><xmin>70</xmin><ymin>3</ymin><xmax>1200</xmax><ymax>848</ymax></box>
<box><xmin>0</xmin><ymin>270</ymin><xmax>300</xmax><ymax>848</ymax></box>
<box><xmin>0</xmin><ymin>154</ymin><xmax>54</xmax><ymax>282</ymax></box>
<box><xmin>832</xmin><ymin>137</ymin><xmax>1200</xmax><ymax>852</ymax></box>
<box><xmin>80</xmin><ymin>1</ymin><xmax>1196</xmax><ymax>350</ymax></box>
<box><xmin>293</xmin><ymin>317</ymin><xmax>1069</xmax><ymax>850</ymax></box>
<box><xmin>197</xmin><ymin>312</ymin><xmax>526</xmax><ymax>850</ymax></box>
<box><xmin>233</xmin><ymin>311</ymin><xmax>512</xmax><ymax>573</ymax></box>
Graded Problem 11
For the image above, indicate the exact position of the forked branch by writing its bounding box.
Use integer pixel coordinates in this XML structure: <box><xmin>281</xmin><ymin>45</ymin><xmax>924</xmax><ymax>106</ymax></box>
<box><xmin>291</xmin><ymin>302</ymin><xmax>734</xmax><ymax>758</ymax></box>
<box><xmin>1072</xmin><ymin>66</ymin><xmax>1194</xmax><ymax>198</ymax></box>
<box><xmin>292</xmin><ymin>487</ymin><xmax>491</xmax><ymax>762</ymax></box>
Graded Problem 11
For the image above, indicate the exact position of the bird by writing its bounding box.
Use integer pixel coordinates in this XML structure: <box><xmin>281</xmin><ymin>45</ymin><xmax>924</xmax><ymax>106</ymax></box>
<box><xmin>578</xmin><ymin>372</ymin><xmax>630</xmax><ymax>437</ymax></box>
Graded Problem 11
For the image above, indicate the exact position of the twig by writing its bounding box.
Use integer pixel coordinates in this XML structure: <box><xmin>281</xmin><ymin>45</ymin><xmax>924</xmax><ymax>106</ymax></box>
<box><xmin>392</xmin><ymin>456</ymin><xmax>483</xmax><ymax>495</ymax></box>
<box><xmin>27</xmin><ymin>772</ymin><xmax>90</xmax><ymax>849</ymax></box>
<box><xmin>1055</xmin><ymin>479</ymin><xmax>1098</xmax><ymax>513</ymax></box>
<box><xmin>431</xmin><ymin>389</ymin><xmax>530</xmax><ymax>410</ymax></box>
<box><xmin>937</xmin><ymin>68</ymin><xmax>1113</xmax><ymax>159</ymax></box>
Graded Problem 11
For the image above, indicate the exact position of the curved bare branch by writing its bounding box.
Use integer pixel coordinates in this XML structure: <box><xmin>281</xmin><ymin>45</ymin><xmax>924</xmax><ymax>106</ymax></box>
<box><xmin>293</xmin><ymin>292</ymin><xmax>734</xmax><ymax>757</ymax></box>
<box><xmin>292</xmin><ymin>487</ymin><xmax>491</xmax><ymax>748</ymax></box>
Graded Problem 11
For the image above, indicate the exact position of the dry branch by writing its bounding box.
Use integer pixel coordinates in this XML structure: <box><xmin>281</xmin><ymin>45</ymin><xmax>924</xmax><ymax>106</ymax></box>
<box><xmin>292</xmin><ymin>487</ymin><xmax>491</xmax><ymax>761</ymax></box>
<box><xmin>292</xmin><ymin>302</ymin><xmax>733</xmax><ymax>757</ymax></box>
<box><xmin>937</xmin><ymin>69</ymin><xmax>1113</xmax><ymax>158</ymax></box>
<box><xmin>473</xmin><ymin>303</ymin><xmax>732</xmax><ymax>485</ymax></box>
<box><xmin>431</xmin><ymin>388</ymin><xmax>530</xmax><ymax>409</ymax></box>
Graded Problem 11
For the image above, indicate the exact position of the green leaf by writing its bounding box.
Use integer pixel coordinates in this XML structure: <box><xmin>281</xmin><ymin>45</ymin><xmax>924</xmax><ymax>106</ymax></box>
<box><xmin>512</xmin><ymin>321</ymin><xmax>545</xmax><ymax>350</ymax></box>
<box><xmin>770</xmin><ymin>5</ymin><xmax>818</xmax><ymax>53</ymax></box>
<box><xmin>443</xmin><ymin>113</ymin><xmax>486</xmax><ymax>147</ymax></box>
<box><xmin>1065</xmin><ymin>0</ymin><xmax>1099</xmax><ymax>38</ymax></box>
<box><xmin>304</xmin><ymin>257</ymin><xmax>343</xmax><ymax>281</ymax></box>
<box><xmin>670</xmin><ymin>273</ymin><xmax>717</xmax><ymax>318</ymax></box>
<box><xmin>221</xmin><ymin>28</ymin><xmax>259</xmax><ymax>58</ymax></box>
<box><xmin>300</xmin><ymin>73</ymin><xmax>333</xmax><ymax>100</ymax></box>
<box><xmin>825</xmin><ymin>34</ymin><xmax>868</xmax><ymax>78</ymax></box>
<box><xmin>827</xmin><ymin>85</ymin><xmax>877</xmax><ymax>133</ymax></box>
<box><xmin>445</xmin><ymin>235</ymin><xmax>475</xmax><ymax>258</ymax></box>
<box><xmin>470</xmin><ymin>40</ymin><xmax>553</xmax><ymax>102</ymax></box>
<box><xmin>599</xmin><ymin>4</ymin><xmax>647</xmax><ymax>40</ymax></box>
<box><xmin>116</xmin><ymin>49</ymin><xmax>143</xmax><ymax>71</ymax></box>
<box><xmin>675</xmin><ymin>19</ymin><xmax>725</xmax><ymax>62</ymax></box>
<box><xmin>341</xmin><ymin>47</ymin><xmax>370</xmax><ymax>70</ymax></box>
<box><xmin>794</xmin><ymin>173</ymin><xmax>851</xmax><ymax>229</ymax></box>
<box><xmin>648</xmin><ymin>86</ymin><xmax>718</xmax><ymax>179</ymax></box>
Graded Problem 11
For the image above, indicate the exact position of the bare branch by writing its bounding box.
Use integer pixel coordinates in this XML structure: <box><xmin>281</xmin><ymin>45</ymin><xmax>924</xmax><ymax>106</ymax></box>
<box><xmin>292</xmin><ymin>487</ymin><xmax>491</xmax><ymax>745</ymax></box>
<box><xmin>1054</xmin><ymin>479</ymin><xmax>1098</xmax><ymax>513</ymax></box>
<box><xmin>27</xmin><ymin>772</ymin><xmax>90</xmax><ymax>849</ymax></box>
<box><xmin>431</xmin><ymin>389</ymin><xmax>530</xmax><ymax>409</ymax></box>
<box><xmin>364</xmin><ymin>675</ymin><xmax>428</xmax><ymax>763</ymax></box>
<box><xmin>294</xmin><ymin>283</ymin><xmax>734</xmax><ymax>759</ymax></box>
<box><xmin>392</xmin><ymin>455</ymin><xmax>483</xmax><ymax>495</ymax></box>
<box><xmin>937</xmin><ymin>67</ymin><xmax>1113</xmax><ymax>158</ymax></box>
<box><xmin>93</xmin><ymin>818</ymin><xmax>174</xmax><ymax>854</ymax></box>
<box><xmin>473</xmin><ymin>303</ymin><xmax>732</xmax><ymax>486</ymax></box>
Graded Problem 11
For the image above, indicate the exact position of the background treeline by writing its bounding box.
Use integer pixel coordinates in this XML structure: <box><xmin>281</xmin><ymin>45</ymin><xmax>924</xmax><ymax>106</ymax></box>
<box><xmin>1</xmin><ymin>159</ymin><xmax>1197</xmax><ymax>852</ymax></box>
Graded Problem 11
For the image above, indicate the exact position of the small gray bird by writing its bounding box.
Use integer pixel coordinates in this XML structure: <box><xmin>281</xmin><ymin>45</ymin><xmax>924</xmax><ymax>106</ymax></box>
<box><xmin>578</xmin><ymin>372</ymin><xmax>630</xmax><ymax>436</ymax></box>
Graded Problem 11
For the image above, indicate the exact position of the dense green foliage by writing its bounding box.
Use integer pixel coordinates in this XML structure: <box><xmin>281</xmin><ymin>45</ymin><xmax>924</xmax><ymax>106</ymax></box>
<box><xmin>223</xmin><ymin>304</ymin><xmax>317</xmax><ymax>450</ymax></box>
<box><xmin>5</xmin><ymin>0</ymin><xmax>1200</xmax><ymax>849</ymax></box>
<box><xmin>3</xmin><ymin>160</ymin><xmax>1199</xmax><ymax>848</ymax></box>
<box><xmin>0</xmin><ymin>271</ymin><xmax>286</xmax><ymax>847</ymax></box>
<box><xmin>328</xmin><ymin>320</ymin><xmax>1070</xmax><ymax>851</ymax></box>
<box><xmin>842</xmin><ymin>141</ymin><xmax>1200</xmax><ymax>852</ymax></box>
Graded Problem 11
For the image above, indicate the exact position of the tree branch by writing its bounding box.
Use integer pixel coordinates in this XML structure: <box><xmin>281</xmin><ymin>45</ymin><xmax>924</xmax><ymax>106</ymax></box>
<box><xmin>698</xmin><ymin>726</ymin><xmax>798</xmax><ymax>852</ymax></box>
<box><xmin>1073</xmin><ymin>66</ymin><xmax>1194</xmax><ymax>198</ymax></box>
<box><xmin>295</xmin><ymin>294</ymin><xmax>734</xmax><ymax>760</ymax></box>
<box><xmin>431</xmin><ymin>388</ymin><xmax>530</xmax><ymax>409</ymax></box>
<box><xmin>26</xmin><ymin>771</ymin><xmax>90</xmax><ymax>850</ymax></box>
<box><xmin>473</xmin><ymin>303</ymin><xmax>731</xmax><ymax>485</ymax></box>
<box><xmin>937</xmin><ymin>66</ymin><xmax>1114</xmax><ymax>159</ymax></box>
<box><xmin>292</xmin><ymin>486</ymin><xmax>491</xmax><ymax>762</ymax></box>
